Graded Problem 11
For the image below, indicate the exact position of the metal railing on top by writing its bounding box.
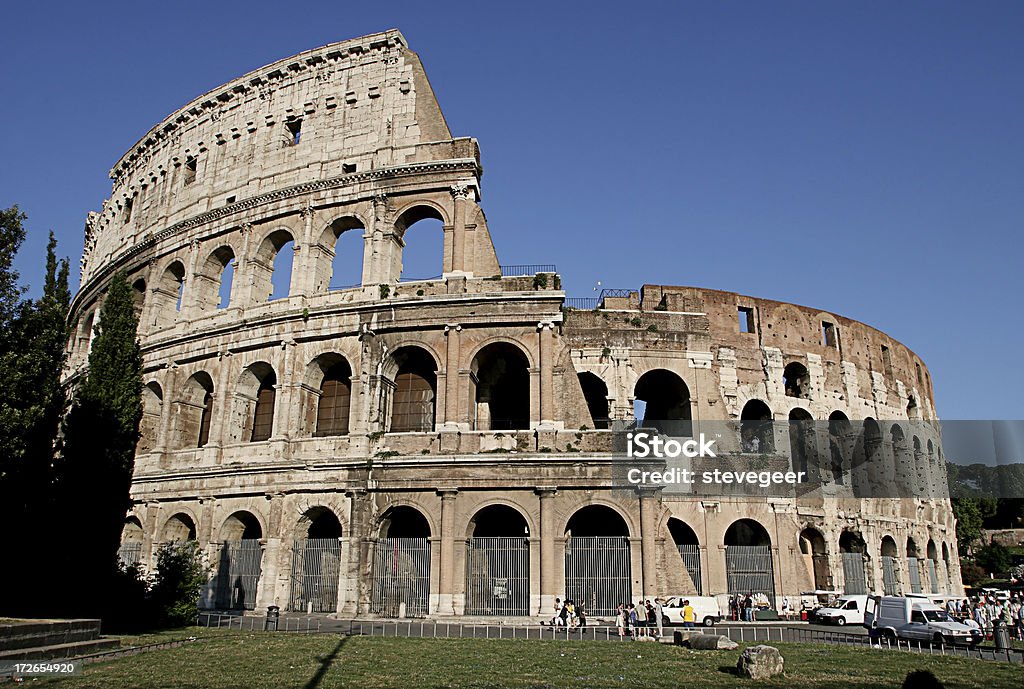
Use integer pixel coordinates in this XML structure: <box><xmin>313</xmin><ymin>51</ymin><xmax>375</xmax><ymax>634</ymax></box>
<box><xmin>500</xmin><ymin>264</ymin><xmax>557</xmax><ymax>276</ymax></box>
<box><xmin>564</xmin><ymin>298</ymin><xmax>600</xmax><ymax>310</ymax></box>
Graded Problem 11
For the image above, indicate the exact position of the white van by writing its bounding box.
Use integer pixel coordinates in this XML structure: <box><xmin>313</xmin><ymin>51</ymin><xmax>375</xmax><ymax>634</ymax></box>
<box><xmin>661</xmin><ymin>596</ymin><xmax>722</xmax><ymax>627</ymax></box>
<box><xmin>864</xmin><ymin>596</ymin><xmax>981</xmax><ymax>646</ymax></box>
<box><xmin>814</xmin><ymin>594</ymin><xmax>868</xmax><ymax>626</ymax></box>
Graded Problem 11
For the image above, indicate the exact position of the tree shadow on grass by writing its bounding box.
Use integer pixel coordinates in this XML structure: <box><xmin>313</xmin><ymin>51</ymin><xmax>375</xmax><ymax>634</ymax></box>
<box><xmin>305</xmin><ymin>635</ymin><xmax>349</xmax><ymax>689</ymax></box>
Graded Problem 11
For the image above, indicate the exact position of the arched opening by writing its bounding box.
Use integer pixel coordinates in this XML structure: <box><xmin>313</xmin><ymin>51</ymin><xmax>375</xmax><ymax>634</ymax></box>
<box><xmin>176</xmin><ymin>372</ymin><xmax>214</xmax><ymax>449</ymax></box>
<box><xmin>152</xmin><ymin>261</ymin><xmax>185</xmax><ymax>324</ymax></box>
<box><xmin>162</xmin><ymin>513</ymin><xmax>197</xmax><ymax>543</ymax></box>
<box><xmin>783</xmin><ymin>362</ymin><xmax>810</xmax><ymax>399</ymax></box>
<box><xmin>319</xmin><ymin>217</ymin><xmax>365</xmax><ymax>291</ymax></box>
<box><xmin>890</xmin><ymin>425</ymin><xmax>909</xmax><ymax>494</ymax></box>
<box><xmin>215</xmin><ymin>511</ymin><xmax>263</xmax><ymax>610</ymax></box>
<box><xmin>388</xmin><ymin>347</ymin><xmax>437</xmax><ymax>433</ymax></box>
<box><xmin>76</xmin><ymin>309</ymin><xmax>96</xmax><ymax>357</ymax></box>
<box><xmin>228</xmin><ymin>362</ymin><xmax>276</xmax><ymax>444</ymax></box>
<box><xmin>788</xmin><ymin>408</ymin><xmax>814</xmax><ymax>476</ymax></box>
<box><xmin>372</xmin><ymin>506</ymin><xmax>431</xmax><ymax>617</ymax></box>
<box><xmin>465</xmin><ymin>505</ymin><xmax>530</xmax><ymax>615</ymax></box>
<box><xmin>311</xmin><ymin>355</ymin><xmax>352</xmax><ymax>437</ymax></box>
<box><xmin>290</xmin><ymin>507</ymin><xmax>343</xmax><ymax>613</ymax></box>
<box><xmin>854</xmin><ymin>418</ymin><xmax>882</xmax><ymax>496</ymax></box>
<box><xmin>131</xmin><ymin>278</ymin><xmax>147</xmax><ymax>318</ymax></box>
<box><xmin>578</xmin><ymin>372</ymin><xmax>610</xmax><ymax>429</ymax></box>
<box><xmin>740</xmin><ymin>400</ymin><xmax>774</xmax><ymax>453</ymax></box>
<box><xmin>880</xmin><ymin>536</ymin><xmax>899</xmax><ymax>595</ymax></box>
<box><xmin>926</xmin><ymin>539</ymin><xmax>940</xmax><ymax>593</ymax></box>
<box><xmin>724</xmin><ymin>519</ymin><xmax>775</xmax><ymax>609</ymax></box>
<box><xmin>118</xmin><ymin>517</ymin><xmax>144</xmax><ymax>568</ymax></box>
<box><xmin>238</xmin><ymin>363</ymin><xmax>277</xmax><ymax>442</ymax></box>
<box><xmin>564</xmin><ymin>505</ymin><xmax>631</xmax><ymax>616</ymax></box>
<box><xmin>839</xmin><ymin>530</ymin><xmax>868</xmax><ymax>594</ymax></box>
<box><xmin>138</xmin><ymin>382</ymin><xmax>163</xmax><ymax>453</ymax></box>
<box><xmin>905</xmin><ymin>536</ymin><xmax>923</xmax><ymax>593</ymax></box>
<box><xmin>396</xmin><ymin>206</ymin><xmax>444</xmax><ymax>282</ymax></box>
<box><xmin>251</xmin><ymin>230</ymin><xmax>295</xmax><ymax>302</ymax></box>
<box><xmin>667</xmin><ymin>518</ymin><xmax>702</xmax><ymax>594</ymax></box>
<box><xmin>799</xmin><ymin>528</ymin><xmax>830</xmax><ymax>591</ymax></box>
<box><xmin>193</xmin><ymin>246</ymin><xmax>236</xmax><ymax>312</ymax></box>
<box><xmin>828</xmin><ymin>411</ymin><xmax>851</xmax><ymax>484</ymax></box>
<box><xmin>634</xmin><ymin>369</ymin><xmax>691</xmax><ymax>436</ymax></box>
<box><xmin>471</xmin><ymin>342</ymin><xmax>530</xmax><ymax>431</ymax></box>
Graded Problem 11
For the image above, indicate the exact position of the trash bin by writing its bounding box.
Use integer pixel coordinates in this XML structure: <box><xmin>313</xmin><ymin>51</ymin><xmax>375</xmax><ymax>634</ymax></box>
<box><xmin>265</xmin><ymin>605</ymin><xmax>280</xmax><ymax>631</ymax></box>
<box><xmin>993</xmin><ymin>622</ymin><xmax>1010</xmax><ymax>651</ymax></box>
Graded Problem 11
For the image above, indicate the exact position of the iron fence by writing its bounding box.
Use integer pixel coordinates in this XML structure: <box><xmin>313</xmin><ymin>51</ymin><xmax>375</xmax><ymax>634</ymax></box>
<box><xmin>371</xmin><ymin>538</ymin><xmax>431</xmax><ymax>617</ymax></box>
<box><xmin>841</xmin><ymin>552</ymin><xmax>868</xmax><ymax>594</ymax></box>
<box><xmin>117</xmin><ymin>541</ymin><xmax>143</xmax><ymax>568</ymax></box>
<box><xmin>289</xmin><ymin>538</ymin><xmax>343</xmax><ymax>613</ymax></box>
<box><xmin>563</xmin><ymin>298</ymin><xmax>600</xmax><ymax>310</ymax></box>
<box><xmin>907</xmin><ymin>557</ymin><xmax>923</xmax><ymax>594</ymax></box>
<box><xmin>676</xmin><ymin>544</ymin><xmax>703</xmax><ymax>595</ymax></box>
<box><xmin>725</xmin><ymin>545</ymin><xmax>776</xmax><ymax>608</ymax></box>
<box><xmin>464</xmin><ymin>537</ymin><xmax>530</xmax><ymax>616</ymax></box>
<box><xmin>500</xmin><ymin>264</ymin><xmax>557</xmax><ymax>276</ymax></box>
<box><xmin>882</xmin><ymin>556</ymin><xmax>899</xmax><ymax>595</ymax></box>
<box><xmin>563</xmin><ymin>537</ymin><xmax>631</xmax><ymax>616</ymax></box>
<box><xmin>927</xmin><ymin>559</ymin><xmax>940</xmax><ymax>594</ymax></box>
<box><xmin>213</xmin><ymin>540</ymin><xmax>263</xmax><ymax>610</ymax></box>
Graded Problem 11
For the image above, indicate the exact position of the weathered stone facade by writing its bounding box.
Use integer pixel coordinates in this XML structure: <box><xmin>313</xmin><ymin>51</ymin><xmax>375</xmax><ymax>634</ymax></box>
<box><xmin>69</xmin><ymin>30</ymin><xmax>961</xmax><ymax>618</ymax></box>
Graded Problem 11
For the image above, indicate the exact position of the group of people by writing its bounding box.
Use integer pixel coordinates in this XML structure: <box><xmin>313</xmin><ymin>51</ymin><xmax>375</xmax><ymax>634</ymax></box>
<box><xmin>614</xmin><ymin>599</ymin><xmax>667</xmax><ymax>639</ymax></box>
<box><xmin>549</xmin><ymin>598</ymin><xmax>587</xmax><ymax>629</ymax></box>
<box><xmin>728</xmin><ymin>592</ymin><xmax>766</xmax><ymax>621</ymax></box>
<box><xmin>946</xmin><ymin>594</ymin><xmax>1024</xmax><ymax>640</ymax></box>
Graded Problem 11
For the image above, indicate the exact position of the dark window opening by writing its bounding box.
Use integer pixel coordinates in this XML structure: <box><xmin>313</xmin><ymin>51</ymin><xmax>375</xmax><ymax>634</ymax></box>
<box><xmin>821</xmin><ymin>321</ymin><xmax>837</xmax><ymax>348</ymax></box>
<box><xmin>578</xmin><ymin>372</ymin><xmax>610</xmax><ymax>429</ymax></box>
<box><xmin>381</xmin><ymin>506</ymin><xmax>431</xmax><ymax>538</ymax></box>
<box><xmin>226</xmin><ymin>196</ymin><xmax>236</xmax><ymax>205</ymax></box>
<box><xmin>286</xmin><ymin>118</ymin><xmax>302</xmax><ymax>146</ymax></box>
<box><xmin>470</xmin><ymin>505</ymin><xmax>529</xmax><ymax>537</ymax></box>
<box><xmin>390</xmin><ymin>348</ymin><xmax>437</xmax><ymax>433</ymax></box>
<box><xmin>634</xmin><ymin>369</ymin><xmax>691</xmax><ymax>436</ymax></box>
<box><xmin>250</xmin><ymin>375</ymin><xmax>277</xmax><ymax>442</ymax></box>
<box><xmin>738</xmin><ymin>306</ymin><xmax>755</xmax><ymax>333</ymax></box>
<box><xmin>740</xmin><ymin>399</ymin><xmax>774</xmax><ymax>453</ymax></box>
<box><xmin>183</xmin><ymin>157</ymin><xmax>197</xmax><ymax>186</ymax></box>
<box><xmin>881</xmin><ymin>345</ymin><xmax>892</xmax><ymax>372</ymax></box>
<box><xmin>915</xmin><ymin>362</ymin><xmax>923</xmax><ymax>386</ymax></box>
<box><xmin>198</xmin><ymin>391</ymin><xmax>213</xmax><ymax>447</ymax></box>
<box><xmin>472</xmin><ymin>343</ymin><xmax>530</xmax><ymax>431</ymax></box>
<box><xmin>316</xmin><ymin>361</ymin><xmax>352</xmax><ymax>436</ymax></box>
<box><xmin>123</xmin><ymin>196</ymin><xmax>134</xmax><ymax>224</ymax></box>
<box><xmin>342</xmin><ymin>163</ymin><xmax>357</xmax><ymax>173</ymax></box>
<box><xmin>783</xmin><ymin>362</ymin><xmax>809</xmax><ymax>398</ymax></box>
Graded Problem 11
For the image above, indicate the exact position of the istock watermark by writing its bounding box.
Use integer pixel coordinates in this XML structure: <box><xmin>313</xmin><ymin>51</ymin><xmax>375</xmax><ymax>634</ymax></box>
<box><xmin>626</xmin><ymin>431</ymin><xmax>718</xmax><ymax>458</ymax></box>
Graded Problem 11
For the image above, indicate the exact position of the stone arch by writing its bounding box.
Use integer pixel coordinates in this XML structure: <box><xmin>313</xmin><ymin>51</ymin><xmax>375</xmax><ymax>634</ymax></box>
<box><xmin>724</xmin><ymin>519</ymin><xmax>775</xmax><ymax>605</ymax></box>
<box><xmin>295</xmin><ymin>506</ymin><xmax>344</xmax><ymax>540</ymax></box>
<box><xmin>131</xmin><ymin>277</ymin><xmax>147</xmax><ymax>318</ymax></box>
<box><xmin>788</xmin><ymin>407</ymin><xmax>814</xmax><ymax>475</ymax></box>
<box><xmin>303</xmin><ymin>353</ymin><xmax>353</xmax><ymax>437</ymax></box>
<box><xmin>634</xmin><ymin>369</ymin><xmax>691</xmax><ymax>435</ymax></box>
<box><xmin>193</xmin><ymin>245</ymin><xmax>237</xmax><ymax>312</ymax></box>
<box><xmin>219</xmin><ymin>510</ymin><xmax>263</xmax><ymax>541</ymax></box>
<box><xmin>230</xmin><ymin>362</ymin><xmax>277</xmax><ymax>443</ymax></box>
<box><xmin>799</xmin><ymin>527</ymin><xmax>831</xmax><ymax>590</ymax></box>
<box><xmin>378</xmin><ymin>505</ymin><xmax>432</xmax><ymax>538</ymax></box>
<box><xmin>162</xmin><ymin>513</ymin><xmax>197</xmax><ymax>542</ymax></box>
<box><xmin>577</xmin><ymin>371</ymin><xmax>610</xmax><ymax>429</ymax></box>
<box><xmin>564</xmin><ymin>504</ymin><xmax>631</xmax><ymax>538</ymax></box>
<box><xmin>783</xmin><ymin>361</ymin><xmax>810</xmax><ymax>399</ymax></box>
<box><xmin>466</xmin><ymin>503</ymin><xmax>531</xmax><ymax>538</ymax></box>
<box><xmin>828</xmin><ymin>411</ymin><xmax>851</xmax><ymax>484</ymax></box>
<box><xmin>740</xmin><ymin>399</ymin><xmax>774</xmax><ymax>452</ymax></box>
<box><xmin>563</xmin><ymin>504</ymin><xmax>632</xmax><ymax>615</ymax></box>
<box><xmin>138</xmin><ymin>381</ymin><xmax>163</xmax><ymax>453</ymax></box>
<box><xmin>316</xmin><ymin>215</ymin><xmax>366</xmax><ymax>291</ymax></box>
<box><xmin>464</xmin><ymin>504</ymin><xmax>532</xmax><ymax>615</ymax></box>
<box><xmin>175</xmin><ymin>371</ymin><xmax>214</xmax><ymax>448</ymax></box>
<box><xmin>151</xmin><ymin>260</ymin><xmax>185</xmax><ymax>324</ymax></box>
<box><xmin>386</xmin><ymin>346</ymin><xmax>437</xmax><ymax>433</ymax></box>
<box><xmin>470</xmin><ymin>341</ymin><xmax>531</xmax><ymax>431</ymax></box>
<box><xmin>880</xmin><ymin>535</ymin><xmax>899</xmax><ymax>558</ymax></box>
<box><xmin>725</xmin><ymin>518</ymin><xmax>771</xmax><ymax>547</ymax></box>
<box><xmin>121</xmin><ymin>517</ymin><xmax>144</xmax><ymax>543</ymax></box>
<box><xmin>395</xmin><ymin>204</ymin><xmax>445</xmax><ymax>282</ymax></box>
<box><xmin>290</xmin><ymin>506</ymin><xmax>345</xmax><ymax>613</ymax></box>
<box><xmin>251</xmin><ymin>228</ymin><xmax>296</xmax><ymax>302</ymax></box>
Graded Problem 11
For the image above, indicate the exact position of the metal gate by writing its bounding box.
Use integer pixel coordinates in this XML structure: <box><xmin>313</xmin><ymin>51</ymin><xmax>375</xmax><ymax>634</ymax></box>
<box><xmin>564</xmin><ymin>537</ymin><xmax>631</xmax><ymax>616</ymax></box>
<box><xmin>907</xmin><ymin>557</ymin><xmax>922</xmax><ymax>594</ymax></box>
<box><xmin>371</xmin><ymin>538</ymin><xmax>431</xmax><ymax>617</ymax></box>
<box><xmin>841</xmin><ymin>552</ymin><xmax>868</xmax><ymax>594</ymax></box>
<box><xmin>881</xmin><ymin>556</ymin><xmax>898</xmax><ymax>595</ymax></box>
<box><xmin>214</xmin><ymin>540</ymin><xmax>263</xmax><ymax>610</ymax></box>
<box><xmin>927</xmin><ymin>559</ymin><xmax>940</xmax><ymax>593</ymax></box>
<box><xmin>117</xmin><ymin>541</ymin><xmax>143</xmax><ymax>568</ymax></box>
<box><xmin>289</xmin><ymin>538</ymin><xmax>342</xmax><ymax>613</ymax></box>
<box><xmin>464</xmin><ymin>537</ymin><xmax>530</xmax><ymax>615</ymax></box>
<box><xmin>677</xmin><ymin>544</ymin><xmax>703</xmax><ymax>594</ymax></box>
<box><xmin>725</xmin><ymin>546</ymin><xmax>776</xmax><ymax>607</ymax></box>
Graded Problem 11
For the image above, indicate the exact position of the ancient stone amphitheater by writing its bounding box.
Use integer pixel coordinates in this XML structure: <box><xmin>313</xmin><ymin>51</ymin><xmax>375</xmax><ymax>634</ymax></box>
<box><xmin>67</xmin><ymin>30</ymin><xmax>961</xmax><ymax>618</ymax></box>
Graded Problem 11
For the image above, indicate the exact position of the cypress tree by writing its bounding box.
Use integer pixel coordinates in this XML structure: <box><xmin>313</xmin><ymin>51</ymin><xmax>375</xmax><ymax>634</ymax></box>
<box><xmin>56</xmin><ymin>271</ymin><xmax>143</xmax><ymax>616</ymax></box>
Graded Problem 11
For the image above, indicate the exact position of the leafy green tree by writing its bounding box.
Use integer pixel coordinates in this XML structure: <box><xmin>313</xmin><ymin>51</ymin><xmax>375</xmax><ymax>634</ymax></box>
<box><xmin>56</xmin><ymin>272</ymin><xmax>143</xmax><ymax>616</ymax></box>
<box><xmin>975</xmin><ymin>542</ymin><xmax>1012</xmax><ymax>577</ymax></box>
<box><xmin>150</xmin><ymin>541</ymin><xmax>209</xmax><ymax>627</ymax></box>
<box><xmin>0</xmin><ymin>206</ymin><xmax>27</xmax><ymax>338</ymax></box>
<box><xmin>951</xmin><ymin>497</ymin><xmax>996</xmax><ymax>555</ymax></box>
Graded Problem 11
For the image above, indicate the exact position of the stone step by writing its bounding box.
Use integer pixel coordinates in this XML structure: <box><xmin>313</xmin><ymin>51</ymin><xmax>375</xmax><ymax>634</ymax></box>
<box><xmin>0</xmin><ymin>637</ymin><xmax>120</xmax><ymax>662</ymax></box>
<box><xmin>0</xmin><ymin>620</ymin><xmax>103</xmax><ymax>653</ymax></box>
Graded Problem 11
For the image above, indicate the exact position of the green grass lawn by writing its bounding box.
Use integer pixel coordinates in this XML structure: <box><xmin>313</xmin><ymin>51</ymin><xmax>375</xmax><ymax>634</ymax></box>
<box><xmin>37</xmin><ymin>633</ymin><xmax>1024</xmax><ymax>689</ymax></box>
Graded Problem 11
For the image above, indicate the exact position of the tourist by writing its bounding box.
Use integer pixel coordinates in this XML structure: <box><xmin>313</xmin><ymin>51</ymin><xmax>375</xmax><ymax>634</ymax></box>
<box><xmin>682</xmin><ymin>599</ymin><xmax>695</xmax><ymax>628</ymax></box>
<box><xmin>629</xmin><ymin>603</ymin><xmax>640</xmax><ymax>638</ymax></box>
<box><xmin>654</xmin><ymin>597</ymin><xmax>664</xmax><ymax>639</ymax></box>
<box><xmin>616</xmin><ymin>603</ymin><xmax>627</xmax><ymax>639</ymax></box>
<box><xmin>744</xmin><ymin>593</ymin><xmax>755</xmax><ymax>622</ymax></box>
<box><xmin>552</xmin><ymin>598</ymin><xmax>562</xmax><ymax>626</ymax></box>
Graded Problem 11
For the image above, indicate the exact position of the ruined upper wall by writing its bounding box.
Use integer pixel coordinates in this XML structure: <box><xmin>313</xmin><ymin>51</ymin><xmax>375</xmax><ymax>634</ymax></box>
<box><xmin>81</xmin><ymin>29</ymin><xmax>469</xmax><ymax>285</ymax></box>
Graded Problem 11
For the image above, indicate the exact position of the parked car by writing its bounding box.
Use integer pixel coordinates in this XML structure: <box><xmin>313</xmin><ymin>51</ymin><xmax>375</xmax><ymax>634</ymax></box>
<box><xmin>864</xmin><ymin>596</ymin><xmax>981</xmax><ymax>646</ymax></box>
<box><xmin>661</xmin><ymin>596</ymin><xmax>722</xmax><ymax>627</ymax></box>
<box><xmin>814</xmin><ymin>594</ymin><xmax>869</xmax><ymax>626</ymax></box>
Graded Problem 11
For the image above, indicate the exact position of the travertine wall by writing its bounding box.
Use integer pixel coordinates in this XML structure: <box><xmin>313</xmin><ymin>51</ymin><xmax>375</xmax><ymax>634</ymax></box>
<box><xmin>70</xmin><ymin>31</ymin><xmax>960</xmax><ymax>619</ymax></box>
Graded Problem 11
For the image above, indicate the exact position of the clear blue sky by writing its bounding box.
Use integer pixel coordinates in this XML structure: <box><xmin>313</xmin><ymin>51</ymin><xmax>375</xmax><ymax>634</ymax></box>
<box><xmin>1</xmin><ymin>1</ymin><xmax>1021</xmax><ymax>419</ymax></box>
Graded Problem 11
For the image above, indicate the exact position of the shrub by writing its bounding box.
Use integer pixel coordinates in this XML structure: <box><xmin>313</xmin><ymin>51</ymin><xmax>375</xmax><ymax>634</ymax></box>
<box><xmin>149</xmin><ymin>541</ymin><xmax>209</xmax><ymax>628</ymax></box>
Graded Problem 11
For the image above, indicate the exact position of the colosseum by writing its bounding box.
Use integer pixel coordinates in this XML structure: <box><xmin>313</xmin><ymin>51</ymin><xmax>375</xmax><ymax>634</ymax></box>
<box><xmin>67</xmin><ymin>30</ymin><xmax>961</xmax><ymax>619</ymax></box>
